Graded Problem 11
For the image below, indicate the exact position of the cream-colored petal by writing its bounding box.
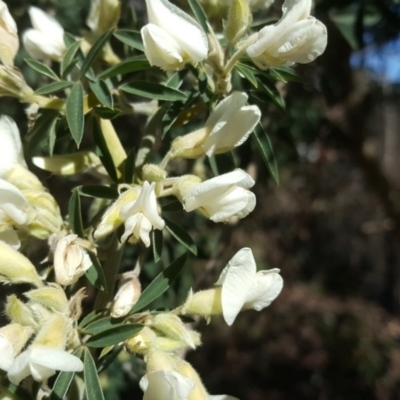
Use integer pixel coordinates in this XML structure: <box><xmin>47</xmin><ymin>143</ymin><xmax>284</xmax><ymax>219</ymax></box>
<box><xmin>145</xmin><ymin>0</ymin><xmax>208</xmax><ymax>63</ymax></box>
<box><xmin>28</xmin><ymin>7</ymin><xmax>64</xmax><ymax>37</ymax></box>
<box><xmin>0</xmin><ymin>178</ymin><xmax>29</xmax><ymax>225</ymax></box>
<box><xmin>243</xmin><ymin>269</ymin><xmax>283</xmax><ymax>311</ymax></box>
<box><xmin>220</xmin><ymin>248</ymin><xmax>257</xmax><ymax>326</ymax></box>
<box><xmin>23</xmin><ymin>29</ymin><xmax>65</xmax><ymax>61</ymax></box>
<box><xmin>0</xmin><ymin>115</ymin><xmax>25</xmax><ymax>176</ymax></box>
<box><xmin>0</xmin><ymin>229</ymin><xmax>21</xmax><ymax>249</ymax></box>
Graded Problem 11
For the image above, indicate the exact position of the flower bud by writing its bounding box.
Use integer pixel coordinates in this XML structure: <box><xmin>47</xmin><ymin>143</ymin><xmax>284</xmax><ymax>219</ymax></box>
<box><xmin>0</xmin><ymin>1</ymin><xmax>19</xmax><ymax>66</ymax></box>
<box><xmin>111</xmin><ymin>274</ymin><xmax>141</xmax><ymax>318</ymax></box>
<box><xmin>33</xmin><ymin>314</ymin><xmax>69</xmax><ymax>348</ymax></box>
<box><xmin>181</xmin><ymin>288</ymin><xmax>222</xmax><ymax>320</ymax></box>
<box><xmin>0</xmin><ymin>241</ymin><xmax>42</xmax><ymax>287</ymax></box>
<box><xmin>0</xmin><ymin>66</ymin><xmax>35</xmax><ymax>101</ymax></box>
<box><xmin>5</xmin><ymin>294</ymin><xmax>38</xmax><ymax>327</ymax></box>
<box><xmin>224</xmin><ymin>0</ymin><xmax>252</xmax><ymax>45</ymax></box>
<box><xmin>25</xmin><ymin>284</ymin><xmax>69</xmax><ymax>314</ymax></box>
<box><xmin>125</xmin><ymin>326</ymin><xmax>156</xmax><ymax>354</ymax></box>
<box><xmin>142</xmin><ymin>164</ymin><xmax>167</xmax><ymax>183</ymax></box>
<box><xmin>144</xmin><ymin>348</ymin><xmax>177</xmax><ymax>373</ymax></box>
<box><xmin>149</xmin><ymin>313</ymin><xmax>198</xmax><ymax>349</ymax></box>
<box><xmin>87</xmin><ymin>0</ymin><xmax>121</xmax><ymax>36</ymax></box>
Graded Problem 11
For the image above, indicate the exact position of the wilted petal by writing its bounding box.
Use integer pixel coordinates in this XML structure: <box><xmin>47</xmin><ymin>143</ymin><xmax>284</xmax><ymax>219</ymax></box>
<box><xmin>243</xmin><ymin>269</ymin><xmax>284</xmax><ymax>311</ymax></box>
<box><xmin>218</xmin><ymin>248</ymin><xmax>256</xmax><ymax>326</ymax></box>
<box><xmin>140</xmin><ymin>370</ymin><xmax>195</xmax><ymax>400</ymax></box>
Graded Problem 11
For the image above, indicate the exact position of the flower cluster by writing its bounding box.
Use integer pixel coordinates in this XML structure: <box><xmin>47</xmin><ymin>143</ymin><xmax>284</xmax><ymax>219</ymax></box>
<box><xmin>0</xmin><ymin>0</ymin><xmax>328</xmax><ymax>398</ymax></box>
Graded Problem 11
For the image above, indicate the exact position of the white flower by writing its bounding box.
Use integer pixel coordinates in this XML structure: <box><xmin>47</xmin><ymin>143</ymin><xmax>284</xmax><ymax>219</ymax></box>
<box><xmin>141</xmin><ymin>0</ymin><xmax>208</xmax><ymax>71</ymax></box>
<box><xmin>140</xmin><ymin>370</ymin><xmax>195</xmax><ymax>400</ymax></box>
<box><xmin>0</xmin><ymin>334</ymin><xmax>14</xmax><ymax>372</ymax></box>
<box><xmin>23</xmin><ymin>7</ymin><xmax>65</xmax><ymax>61</ymax></box>
<box><xmin>52</xmin><ymin>234</ymin><xmax>93</xmax><ymax>286</ymax></box>
<box><xmin>0</xmin><ymin>178</ymin><xmax>30</xmax><ymax>248</ymax></box>
<box><xmin>203</xmin><ymin>92</ymin><xmax>261</xmax><ymax>156</ymax></box>
<box><xmin>8</xmin><ymin>345</ymin><xmax>84</xmax><ymax>385</ymax></box>
<box><xmin>182</xmin><ymin>169</ymin><xmax>256</xmax><ymax>222</ymax></box>
<box><xmin>120</xmin><ymin>181</ymin><xmax>165</xmax><ymax>247</ymax></box>
<box><xmin>111</xmin><ymin>274</ymin><xmax>141</xmax><ymax>318</ymax></box>
<box><xmin>216</xmin><ymin>248</ymin><xmax>283</xmax><ymax>325</ymax></box>
<box><xmin>246</xmin><ymin>0</ymin><xmax>327</xmax><ymax>69</ymax></box>
<box><xmin>0</xmin><ymin>115</ymin><xmax>26</xmax><ymax>177</ymax></box>
<box><xmin>0</xmin><ymin>1</ymin><xmax>19</xmax><ymax>66</ymax></box>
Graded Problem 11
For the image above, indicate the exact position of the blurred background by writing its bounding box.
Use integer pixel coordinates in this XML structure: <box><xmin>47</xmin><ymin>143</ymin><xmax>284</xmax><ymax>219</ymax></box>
<box><xmin>3</xmin><ymin>0</ymin><xmax>400</xmax><ymax>399</ymax></box>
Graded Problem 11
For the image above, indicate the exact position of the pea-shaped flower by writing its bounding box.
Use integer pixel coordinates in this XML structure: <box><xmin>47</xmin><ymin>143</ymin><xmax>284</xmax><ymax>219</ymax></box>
<box><xmin>8</xmin><ymin>345</ymin><xmax>84</xmax><ymax>385</ymax></box>
<box><xmin>23</xmin><ymin>7</ymin><xmax>65</xmax><ymax>61</ymax></box>
<box><xmin>141</xmin><ymin>0</ymin><xmax>209</xmax><ymax>71</ymax></box>
<box><xmin>120</xmin><ymin>181</ymin><xmax>165</xmax><ymax>246</ymax></box>
<box><xmin>247</xmin><ymin>0</ymin><xmax>327</xmax><ymax>69</ymax></box>
<box><xmin>178</xmin><ymin>169</ymin><xmax>256</xmax><ymax>222</ymax></box>
<box><xmin>170</xmin><ymin>92</ymin><xmax>261</xmax><ymax>159</ymax></box>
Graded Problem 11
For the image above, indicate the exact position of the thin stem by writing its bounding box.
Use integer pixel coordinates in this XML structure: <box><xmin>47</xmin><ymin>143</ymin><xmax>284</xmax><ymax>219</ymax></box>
<box><xmin>159</xmin><ymin>150</ymin><xmax>173</xmax><ymax>170</ymax></box>
<box><xmin>223</xmin><ymin>34</ymin><xmax>258</xmax><ymax>75</ymax></box>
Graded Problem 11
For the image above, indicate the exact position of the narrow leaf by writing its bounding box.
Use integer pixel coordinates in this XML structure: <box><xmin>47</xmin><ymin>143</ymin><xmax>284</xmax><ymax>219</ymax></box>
<box><xmin>82</xmin><ymin>317</ymin><xmax>125</xmax><ymax>335</ymax></box>
<box><xmin>34</xmin><ymin>81</ymin><xmax>74</xmax><ymax>95</ymax></box>
<box><xmin>84</xmin><ymin>348</ymin><xmax>105</xmax><ymax>400</ymax></box>
<box><xmin>187</xmin><ymin>0</ymin><xmax>209</xmax><ymax>33</ymax></box>
<box><xmin>25</xmin><ymin>59</ymin><xmax>59</xmax><ymax>81</ymax></box>
<box><xmin>120</xmin><ymin>81</ymin><xmax>187</xmax><ymax>102</ymax></box>
<box><xmin>113</xmin><ymin>29</ymin><xmax>144</xmax><ymax>51</ymax></box>
<box><xmin>89</xmin><ymin>80</ymin><xmax>113</xmax><ymax>108</ymax></box>
<box><xmin>80</xmin><ymin>29</ymin><xmax>114</xmax><ymax>78</ymax></box>
<box><xmin>98</xmin><ymin>56</ymin><xmax>150</xmax><ymax>80</ymax></box>
<box><xmin>61</xmin><ymin>40</ymin><xmax>82</xmax><ymax>78</ymax></box>
<box><xmin>130</xmin><ymin>253</ymin><xmax>188</xmax><ymax>313</ymax></box>
<box><xmin>79</xmin><ymin>310</ymin><xmax>106</xmax><ymax>328</ymax></box>
<box><xmin>68</xmin><ymin>189</ymin><xmax>84</xmax><ymax>237</ymax></box>
<box><xmin>253</xmin><ymin>123</ymin><xmax>279</xmax><ymax>184</ymax></box>
<box><xmin>95</xmin><ymin>107</ymin><xmax>122</xmax><ymax>120</ymax></box>
<box><xmin>78</xmin><ymin>185</ymin><xmax>118</xmax><ymax>200</ymax></box>
<box><xmin>86</xmin><ymin>252</ymin><xmax>107</xmax><ymax>292</ymax></box>
<box><xmin>66</xmin><ymin>82</ymin><xmax>85</xmax><ymax>147</ymax></box>
<box><xmin>164</xmin><ymin>218</ymin><xmax>197</xmax><ymax>255</ymax></box>
<box><xmin>86</xmin><ymin>324</ymin><xmax>142</xmax><ymax>348</ymax></box>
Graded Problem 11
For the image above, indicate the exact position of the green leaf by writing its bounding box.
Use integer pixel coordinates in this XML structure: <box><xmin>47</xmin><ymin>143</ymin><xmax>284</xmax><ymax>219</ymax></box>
<box><xmin>61</xmin><ymin>40</ymin><xmax>82</xmax><ymax>78</ymax></box>
<box><xmin>82</xmin><ymin>317</ymin><xmax>125</xmax><ymax>335</ymax></box>
<box><xmin>25</xmin><ymin>59</ymin><xmax>59</xmax><ymax>81</ymax></box>
<box><xmin>151</xmin><ymin>229</ymin><xmax>163</xmax><ymax>263</ymax></box>
<box><xmin>268</xmin><ymin>66</ymin><xmax>301</xmax><ymax>83</ymax></box>
<box><xmin>164</xmin><ymin>218</ymin><xmax>197</xmax><ymax>256</ymax></box>
<box><xmin>79</xmin><ymin>310</ymin><xmax>106</xmax><ymax>328</ymax></box>
<box><xmin>48</xmin><ymin>116</ymin><xmax>58</xmax><ymax>156</ymax></box>
<box><xmin>66</xmin><ymin>82</ymin><xmax>85</xmax><ymax>147</ymax></box>
<box><xmin>235</xmin><ymin>63</ymin><xmax>258</xmax><ymax>88</ymax></box>
<box><xmin>92</xmin><ymin>117</ymin><xmax>118</xmax><ymax>182</ymax></box>
<box><xmin>83</xmin><ymin>348</ymin><xmax>105</xmax><ymax>400</ymax></box>
<box><xmin>253</xmin><ymin>123</ymin><xmax>279</xmax><ymax>184</ymax></box>
<box><xmin>26</xmin><ymin>109</ymin><xmax>59</xmax><ymax>156</ymax></box>
<box><xmin>86</xmin><ymin>252</ymin><xmax>107</xmax><ymax>292</ymax></box>
<box><xmin>89</xmin><ymin>80</ymin><xmax>113</xmax><ymax>108</ymax></box>
<box><xmin>131</xmin><ymin>253</ymin><xmax>188</xmax><ymax>313</ymax></box>
<box><xmin>86</xmin><ymin>324</ymin><xmax>142</xmax><ymax>348</ymax></box>
<box><xmin>187</xmin><ymin>0</ymin><xmax>209</xmax><ymax>33</ymax></box>
<box><xmin>78</xmin><ymin>185</ymin><xmax>118</xmax><ymax>200</ymax></box>
<box><xmin>120</xmin><ymin>81</ymin><xmax>187</xmax><ymax>102</ymax></box>
<box><xmin>123</xmin><ymin>147</ymin><xmax>136</xmax><ymax>183</ymax></box>
<box><xmin>34</xmin><ymin>81</ymin><xmax>74</xmax><ymax>95</ymax></box>
<box><xmin>68</xmin><ymin>189</ymin><xmax>84</xmax><ymax>237</ymax></box>
<box><xmin>80</xmin><ymin>29</ymin><xmax>114</xmax><ymax>78</ymax></box>
<box><xmin>95</xmin><ymin>107</ymin><xmax>122</xmax><ymax>120</ymax></box>
<box><xmin>50</xmin><ymin>348</ymin><xmax>83</xmax><ymax>400</ymax></box>
<box><xmin>97</xmin><ymin>56</ymin><xmax>150</xmax><ymax>79</ymax></box>
<box><xmin>113</xmin><ymin>29</ymin><xmax>144</xmax><ymax>51</ymax></box>
<box><xmin>208</xmin><ymin>152</ymin><xmax>236</xmax><ymax>176</ymax></box>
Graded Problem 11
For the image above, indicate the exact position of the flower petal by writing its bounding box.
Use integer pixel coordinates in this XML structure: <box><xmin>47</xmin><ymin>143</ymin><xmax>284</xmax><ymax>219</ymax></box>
<box><xmin>29</xmin><ymin>346</ymin><xmax>84</xmax><ymax>372</ymax></box>
<box><xmin>0</xmin><ymin>228</ymin><xmax>21</xmax><ymax>249</ymax></box>
<box><xmin>219</xmin><ymin>248</ymin><xmax>256</xmax><ymax>326</ymax></box>
<box><xmin>28</xmin><ymin>7</ymin><xmax>64</xmax><ymax>37</ymax></box>
<box><xmin>23</xmin><ymin>29</ymin><xmax>65</xmax><ymax>60</ymax></box>
<box><xmin>243</xmin><ymin>269</ymin><xmax>283</xmax><ymax>311</ymax></box>
<box><xmin>0</xmin><ymin>334</ymin><xmax>14</xmax><ymax>372</ymax></box>
<box><xmin>145</xmin><ymin>0</ymin><xmax>208</xmax><ymax>62</ymax></box>
<box><xmin>7</xmin><ymin>349</ymin><xmax>31</xmax><ymax>385</ymax></box>
<box><xmin>0</xmin><ymin>115</ymin><xmax>25</xmax><ymax>176</ymax></box>
<box><xmin>0</xmin><ymin>178</ymin><xmax>29</xmax><ymax>225</ymax></box>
